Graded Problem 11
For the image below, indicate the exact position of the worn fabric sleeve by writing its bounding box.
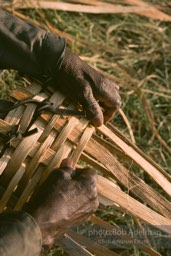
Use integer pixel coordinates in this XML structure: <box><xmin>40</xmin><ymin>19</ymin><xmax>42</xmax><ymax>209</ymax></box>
<box><xmin>0</xmin><ymin>211</ymin><xmax>42</xmax><ymax>256</ymax></box>
<box><xmin>0</xmin><ymin>9</ymin><xmax>66</xmax><ymax>79</ymax></box>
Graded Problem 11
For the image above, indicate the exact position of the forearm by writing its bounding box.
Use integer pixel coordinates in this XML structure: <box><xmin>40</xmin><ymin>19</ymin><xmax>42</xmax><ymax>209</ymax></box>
<box><xmin>0</xmin><ymin>9</ymin><xmax>65</xmax><ymax>79</ymax></box>
<box><xmin>0</xmin><ymin>211</ymin><xmax>42</xmax><ymax>256</ymax></box>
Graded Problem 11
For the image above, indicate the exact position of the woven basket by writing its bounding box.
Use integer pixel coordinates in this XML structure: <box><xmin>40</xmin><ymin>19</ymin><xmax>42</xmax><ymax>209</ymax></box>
<box><xmin>0</xmin><ymin>81</ymin><xmax>171</xmax><ymax>255</ymax></box>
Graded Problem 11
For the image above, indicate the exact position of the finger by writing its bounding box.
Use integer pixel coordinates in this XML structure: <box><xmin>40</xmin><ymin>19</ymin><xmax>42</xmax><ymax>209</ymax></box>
<box><xmin>74</xmin><ymin>168</ymin><xmax>97</xmax><ymax>186</ymax></box>
<box><xmin>78</xmin><ymin>80</ymin><xmax>104</xmax><ymax>127</ymax></box>
<box><xmin>97</xmin><ymin>78</ymin><xmax>121</xmax><ymax>112</ymax></box>
<box><xmin>58</xmin><ymin>159</ymin><xmax>76</xmax><ymax>180</ymax></box>
<box><xmin>60</xmin><ymin>158</ymin><xmax>75</xmax><ymax>169</ymax></box>
<box><xmin>103</xmin><ymin>106</ymin><xmax>119</xmax><ymax>123</ymax></box>
<box><xmin>74</xmin><ymin>168</ymin><xmax>98</xmax><ymax>201</ymax></box>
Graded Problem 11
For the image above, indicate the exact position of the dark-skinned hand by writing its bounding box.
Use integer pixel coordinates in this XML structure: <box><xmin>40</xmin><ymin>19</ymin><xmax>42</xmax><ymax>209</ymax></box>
<box><xmin>56</xmin><ymin>48</ymin><xmax>121</xmax><ymax>127</ymax></box>
<box><xmin>27</xmin><ymin>158</ymin><xmax>99</xmax><ymax>247</ymax></box>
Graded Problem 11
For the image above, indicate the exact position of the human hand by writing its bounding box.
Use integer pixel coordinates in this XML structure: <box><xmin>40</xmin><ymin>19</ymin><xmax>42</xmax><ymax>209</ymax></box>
<box><xmin>27</xmin><ymin>158</ymin><xmax>99</xmax><ymax>247</ymax></box>
<box><xmin>55</xmin><ymin>48</ymin><xmax>121</xmax><ymax>127</ymax></box>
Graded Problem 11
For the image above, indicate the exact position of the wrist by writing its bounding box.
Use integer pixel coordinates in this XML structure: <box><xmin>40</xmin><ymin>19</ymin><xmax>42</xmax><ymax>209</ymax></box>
<box><xmin>29</xmin><ymin>207</ymin><xmax>67</xmax><ymax>245</ymax></box>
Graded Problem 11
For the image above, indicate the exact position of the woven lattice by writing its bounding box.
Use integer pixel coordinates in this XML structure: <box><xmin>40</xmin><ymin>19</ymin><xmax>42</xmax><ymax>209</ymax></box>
<box><xmin>0</xmin><ymin>82</ymin><xmax>171</xmax><ymax>255</ymax></box>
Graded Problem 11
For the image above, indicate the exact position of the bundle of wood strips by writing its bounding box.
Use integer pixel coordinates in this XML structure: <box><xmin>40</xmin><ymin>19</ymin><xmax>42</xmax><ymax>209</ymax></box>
<box><xmin>0</xmin><ymin>81</ymin><xmax>170</xmax><ymax>255</ymax></box>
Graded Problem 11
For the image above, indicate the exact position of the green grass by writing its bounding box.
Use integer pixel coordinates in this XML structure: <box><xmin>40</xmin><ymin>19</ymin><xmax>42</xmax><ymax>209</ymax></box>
<box><xmin>0</xmin><ymin>2</ymin><xmax>171</xmax><ymax>255</ymax></box>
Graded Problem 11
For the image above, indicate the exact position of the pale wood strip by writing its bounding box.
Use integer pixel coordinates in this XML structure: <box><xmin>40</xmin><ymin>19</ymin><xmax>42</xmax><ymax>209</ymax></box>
<box><xmin>38</xmin><ymin>145</ymin><xmax>71</xmax><ymax>185</ymax></box>
<box><xmin>14</xmin><ymin>165</ymin><xmax>43</xmax><ymax>210</ymax></box>
<box><xmin>0</xmin><ymin>149</ymin><xmax>13</xmax><ymax>175</ymax></box>
<box><xmin>0</xmin><ymin>121</ymin><xmax>43</xmax><ymax>187</ymax></box>
<box><xmin>19</xmin><ymin>92</ymin><xmax>48</xmax><ymax>132</ymax></box>
<box><xmin>91</xmin><ymin>215</ymin><xmax>161</xmax><ymax>256</ymax></box>
<box><xmin>36</xmin><ymin>115</ymin><xmax>171</xmax><ymax>218</ymax></box>
<box><xmin>14</xmin><ymin>130</ymin><xmax>56</xmax><ymax>197</ymax></box>
<box><xmin>57</xmin><ymin>233</ymin><xmax>95</xmax><ymax>256</ymax></box>
<box><xmin>4</xmin><ymin>106</ymin><xmax>25</xmax><ymax>125</ymax></box>
<box><xmin>51</xmin><ymin>117</ymin><xmax>79</xmax><ymax>152</ymax></box>
<box><xmin>71</xmin><ymin>125</ymin><xmax>95</xmax><ymax>166</ymax></box>
<box><xmin>98</xmin><ymin>125</ymin><xmax>171</xmax><ymax>196</ymax></box>
<box><xmin>107</xmin><ymin>123</ymin><xmax>171</xmax><ymax>181</ymax></box>
<box><xmin>5</xmin><ymin>1</ymin><xmax>171</xmax><ymax>21</ymax></box>
<box><xmin>0</xmin><ymin>164</ymin><xmax>25</xmax><ymax>212</ymax></box>
<box><xmin>15</xmin><ymin>144</ymin><xmax>72</xmax><ymax>210</ymax></box>
<box><xmin>97</xmin><ymin>176</ymin><xmax>171</xmax><ymax>234</ymax></box>
<box><xmin>64</xmin><ymin>230</ymin><xmax>120</xmax><ymax>256</ymax></box>
<box><xmin>38</xmin><ymin>91</ymin><xmax>66</xmax><ymax>143</ymax></box>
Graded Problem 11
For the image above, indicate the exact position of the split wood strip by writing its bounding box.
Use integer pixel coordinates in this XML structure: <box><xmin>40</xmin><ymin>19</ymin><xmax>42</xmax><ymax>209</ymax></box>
<box><xmin>38</xmin><ymin>114</ymin><xmax>171</xmax><ymax>218</ymax></box>
<box><xmin>37</xmin><ymin>143</ymin><xmax>72</xmax><ymax>185</ymax></box>
<box><xmin>98</xmin><ymin>125</ymin><xmax>171</xmax><ymax>196</ymax></box>
<box><xmin>0</xmin><ymin>123</ymin><xmax>43</xmax><ymax>188</ymax></box>
<box><xmin>19</xmin><ymin>92</ymin><xmax>49</xmax><ymax>132</ymax></box>
<box><xmin>124</xmin><ymin>0</ymin><xmax>153</xmax><ymax>7</ymax></box>
<box><xmin>107</xmin><ymin>123</ymin><xmax>171</xmax><ymax>182</ymax></box>
<box><xmin>0</xmin><ymin>80</ymin><xmax>170</xmax><ymax>256</ymax></box>
<box><xmin>57</xmin><ymin>234</ymin><xmax>98</xmax><ymax>256</ymax></box>
<box><xmin>2</xmin><ymin>101</ymin><xmax>170</xmax><ymax>221</ymax></box>
<box><xmin>14</xmin><ymin>129</ymin><xmax>57</xmax><ymax>197</ymax></box>
<box><xmin>0</xmin><ymin>148</ymin><xmax>13</xmax><ymax>176</ymax></box>
<box><xmin>0</xmin><ymin>164</ymin><xmax>25</xmax><ymax>211</ymax></box>
<box><xmin>14</xmin><ymin>165</ymin><xmax>45</xmax><ymax>211</ymax></box>
<box><xmin>81</xmin><ymin>151</ymin><xmax>171</xmax><ymax>219</ymax></box>
<box><xmin>12</xmin><ymin>121</ymin><xmax>171</xmax><ymax>219</ymax></box>
<box><xmin>4</xmin><ymin>111</ymin><xmax>170</xmax><ymax>221</ymax></box>
<box><xmin>70</xmin><ymin>125</ymin><xmax>95</xmax><ymax>166</ymax></box>
<box><xmin>13</xmin><ymin>122</ymin><xmax>77</xmax><ymax>209</ymax></box>
<box><xmin>59</xmin><ymin>0</ymin><xmax>110</xmax><ymax>6</ymax></box>
<box><xmin>5</xmin><ymin>0</ymin><xmax>171</xmax><ymax>21</ymax></box>
<box><xmin>4</xmin><ymin>105</ymin><xmax>25</xmax><ymax>126</ymax></box>
<box><xmin>63</xmin><ymin>230</ymin><xmax>120</xmax><ymax>256</ymax></box>
<box><xmin>97</xmin><ymin>175</ymin><xmax>171</xmax><ymax>235</ymax></box>
<box><xmin>91</xmin><ymin>215</ymin><xmax>161</xmax><ymax>256</ymax></box>
<box><xmin>123</xmin><ymin>0</ymin><xmax>171</xmax><ymax>21</ymax></box>
<box><xmin>14</xmin><ymin>146</ymin><xmax>71</xmax><ymax>210</ymax></box>
<box><xmin>37</xmin><ymin>112</ymin><xmax>171</xmax><ymax>216</ymax></box>
<box><xmin>0</xmin><ymin>119</ymin><xmax>13</xmax><ymax>133</ymax></box>
<box><xmin>6</xmin><ymin>82</ymin><xmax>170</xmax><ymax>219</ymax></box>
<box><xmin>51</xmin><ymin>117</ymin><xmax>79</xmax><ymax>152</ymax></box>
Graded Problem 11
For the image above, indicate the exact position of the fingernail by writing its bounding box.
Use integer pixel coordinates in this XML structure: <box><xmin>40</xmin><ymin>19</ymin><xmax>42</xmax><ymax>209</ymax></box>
<box><xmin>91</xmin><ymin>117</ymin><xmax>103</xmax><ymax>127</ymax></box>
<box><xmin>87</xmin><ymin>111</ymin><xmax>104</xmax><ymax>127</ymax></box>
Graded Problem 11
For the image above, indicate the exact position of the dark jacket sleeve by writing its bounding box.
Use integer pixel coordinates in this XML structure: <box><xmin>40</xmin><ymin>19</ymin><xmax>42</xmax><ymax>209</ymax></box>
<box><xmin>0</xmin><ymin>211</ymin><xmax>42</xmax><ymax>256</ymax></box>
<box><xmin>0</xmin><ymin>9</ymin><xmax>65</xmax><ymax>79</ymax></box>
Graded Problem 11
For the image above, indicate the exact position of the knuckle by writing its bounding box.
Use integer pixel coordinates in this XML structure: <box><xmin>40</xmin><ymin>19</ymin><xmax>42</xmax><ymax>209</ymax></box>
<box><xmin>93</xmin><ymin>198</ymin><xmax>99</xmax><ymax>210</ymax></box>
<box><xmin>82</xmin><ymin>84</ymin><xmax>92</xmax><ymax>100</ymax></box>
<box><xmin>99</xmin><ymin>78</ymin><xmax>120</xmax><ymax>99</ymax></box>
<box><xmin>76</xmin><ymin>167</ymin><xmax>96</xmax><ymax>179</ymax></box>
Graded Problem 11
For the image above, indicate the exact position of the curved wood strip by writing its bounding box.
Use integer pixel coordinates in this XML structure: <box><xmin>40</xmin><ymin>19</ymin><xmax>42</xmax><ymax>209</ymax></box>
<box><xmin>0</xmin><ymin>164</ymin><xmax>25</xmax><ymax>212</ymax></box>
<box><xmin>71</xmin><ymin>125</ymin><xmax>94</xmax><ymax>166</ymax></box>
<box><xmin>51</xmin><ymin>117</ymin><xmax>79</xmax><ymax>152</ymax></box>
<box><xmin>14</xmin><ymin>130</ymin><xmax>56</xmax><ymax>197</ymax></box>
<box><xmin>0</xmin><ymin>122</ymin><xmax>43</xmax><ymax>187</ymax></box>
<box><xmin>97</xmin><ymin>176</ymin><xmax>171</xmax><ymax>234</ymax></box>
<box><xmin>98</xmin><ymin>125</ymin><xmax>171</xmax><ymax>196</ymax></box>
<box><xmin>38</xmin><ymin>144</ymin><xmax>71</xmax><ymax>185</ymax></box>
<box><xmin>14</xmin><ymin>165</ymin><xmax>44</xmax><ymax>210</ymax></box>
